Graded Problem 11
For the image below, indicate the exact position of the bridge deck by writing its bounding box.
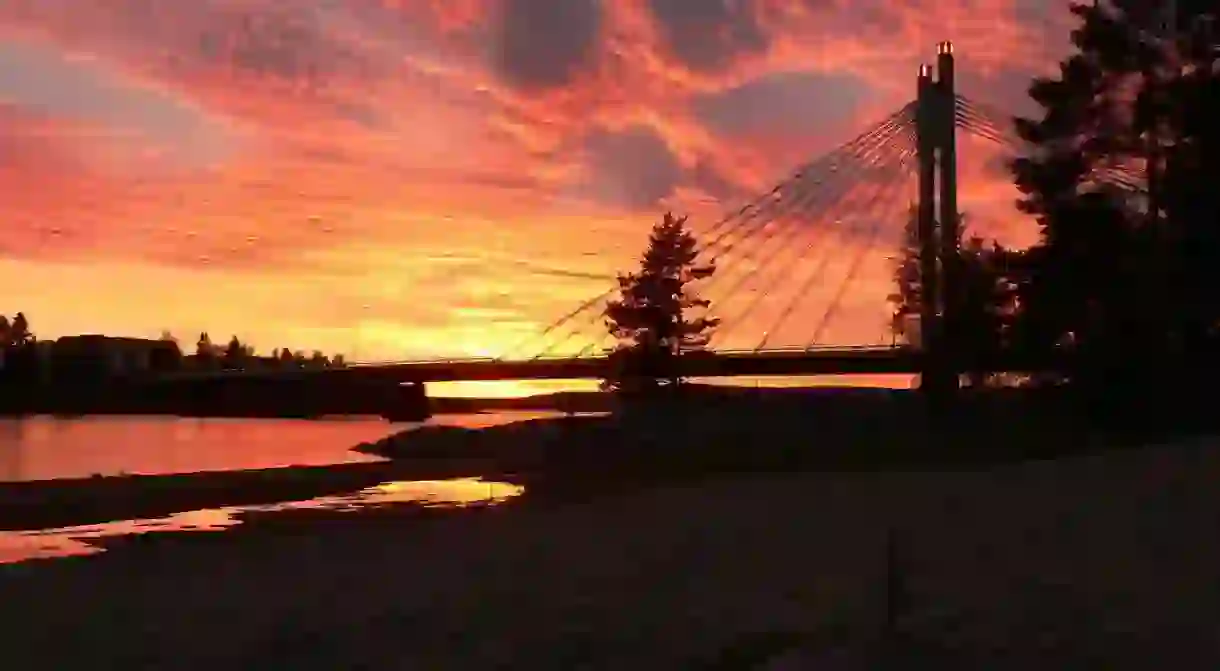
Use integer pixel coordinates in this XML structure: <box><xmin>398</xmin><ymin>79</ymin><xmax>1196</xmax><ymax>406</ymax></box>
<box><xmin>150</xmin><ymin>347</ymin><xmax>923</xmax><ymax>384</ymax></box>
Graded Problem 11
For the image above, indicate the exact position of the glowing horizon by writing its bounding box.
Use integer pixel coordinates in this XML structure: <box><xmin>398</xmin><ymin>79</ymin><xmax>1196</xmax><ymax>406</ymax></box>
<box><xmin>0</xmin><ymin>1</ymin><xmax>1072</xmax><ymax>381</ymax></box>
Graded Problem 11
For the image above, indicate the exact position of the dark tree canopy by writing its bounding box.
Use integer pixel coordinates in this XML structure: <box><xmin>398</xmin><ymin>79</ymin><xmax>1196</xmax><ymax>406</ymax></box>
<box><xmin>951</xmin><ymin>234</ymin><xmax>1019</xmax><ymax>387</ymax></box>
<box><xmin>9</xmin><ymin>312</ymin><xmax>32</xmax><ymax>347</ymax></box>
<box><xmin>603</xmin><ymin>212</ymin><xmax>718</xmax><ymax>392</ymax></box>
<box><xmin>887</xmin><ymin>205</ymin><xmax>924</xmax><ymax>346</ymax></box>
<box><xmin>1009</xmin><ymin>0</ymin><xmax>1220</xmax><ymax>406</ymax></box>
<box><xmin>196</xmin><ymin>332</ymin><xmax>215</xmax><ymax>359</ymax></box>
<box><xmin>223</xmin><ymin>336</ymin><xmax>247</xmax><ymax>368</ymax></box>
<box><xmin>887</xmin><ymin>207</ymin><xmax>1016</xmax><ymax>387</ymax></box>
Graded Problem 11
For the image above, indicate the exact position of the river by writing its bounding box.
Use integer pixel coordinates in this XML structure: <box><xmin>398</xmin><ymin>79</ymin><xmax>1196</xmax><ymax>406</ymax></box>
<box><xmin>0</xmin><ymin>412</ymin><xmax>562</xmax><ymax>482</ymax></box>
<box><xmin>0</xmin><ymin>412</ymin><xmax>560</xmax><ymax>563</ymax></box>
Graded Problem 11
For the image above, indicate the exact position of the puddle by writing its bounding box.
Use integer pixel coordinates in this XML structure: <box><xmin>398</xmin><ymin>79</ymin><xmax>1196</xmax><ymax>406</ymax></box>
<box><xmin>0</xmin><ymin>478</ymin><xmax>524</xmax><ymax>564</ymax></box>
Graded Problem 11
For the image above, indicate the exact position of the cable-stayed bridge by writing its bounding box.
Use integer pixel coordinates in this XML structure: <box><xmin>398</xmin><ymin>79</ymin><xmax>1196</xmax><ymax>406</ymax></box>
<box><xmin>166</xmin><ymin>43</ymin><xmax>1142</xmax><ymax>387</ymax></box>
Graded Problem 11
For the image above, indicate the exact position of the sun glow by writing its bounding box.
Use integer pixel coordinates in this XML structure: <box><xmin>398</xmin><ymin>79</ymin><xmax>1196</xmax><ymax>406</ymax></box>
<box><xmin>428</xmin><ymin>379</ymin><xmax>600</xmax><ymax>399</ymax></box>
<box><xmin>0</xmin><ymin>1</ymin><xmax>1050</xmax><ymax>366</ymax></box>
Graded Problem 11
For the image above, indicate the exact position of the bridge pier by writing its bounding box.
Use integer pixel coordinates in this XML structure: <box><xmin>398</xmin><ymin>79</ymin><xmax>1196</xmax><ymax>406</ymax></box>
<box><xmin>379</xmin><ymin>381</ymin><xmax>430</xmax><ymax>422</ymax></box>
<box><xmin>915</xmin><ymin>42</ymin><xmax>961</xmax><ymax>403</ymax></box>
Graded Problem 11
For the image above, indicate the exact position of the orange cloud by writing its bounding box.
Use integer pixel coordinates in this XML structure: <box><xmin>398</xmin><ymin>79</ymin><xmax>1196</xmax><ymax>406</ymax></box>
<box><xmin>0</xmin><ymin>0</ymin><xmax>1071</xmax><ymax>370</ymax></box>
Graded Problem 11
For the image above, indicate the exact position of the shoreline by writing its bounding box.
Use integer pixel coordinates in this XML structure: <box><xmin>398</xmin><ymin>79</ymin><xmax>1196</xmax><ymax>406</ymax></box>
<box><xmin>0</xmin><ymin>386</ymin><xmax>1143</xmax><ymax>534</ymax></box>
<box><xmin>0</xmin><ymin>458</ymin><xmax>523</xmax><ymax>532</ymax></box>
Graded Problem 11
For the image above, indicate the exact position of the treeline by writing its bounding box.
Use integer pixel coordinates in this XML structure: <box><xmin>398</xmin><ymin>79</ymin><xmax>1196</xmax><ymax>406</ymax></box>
<box><xmin>0</xmin><ymin>312</ymin><xmax>349</xmax><ymax>391</ymax></box>
<box><xmin>179</xmin><ymin>332</ymin><xmax>347</xmax><ymax>371</ymax></box>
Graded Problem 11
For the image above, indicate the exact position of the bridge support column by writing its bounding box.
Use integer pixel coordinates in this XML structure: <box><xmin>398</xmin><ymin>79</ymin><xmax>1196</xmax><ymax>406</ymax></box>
<box><xmin>916</xmin><ymin>62</ymin><xmax>947</xmax><ymax>400</ymax></box>
<box><xmin>936</xmin><ymin>41</ymin><xmax>961</xmax><ymax>398</ymax></box>
<box><xmin>915</xmin><ymin>43</ymin><xmax>961</xmax><ymax>403</ymax></box>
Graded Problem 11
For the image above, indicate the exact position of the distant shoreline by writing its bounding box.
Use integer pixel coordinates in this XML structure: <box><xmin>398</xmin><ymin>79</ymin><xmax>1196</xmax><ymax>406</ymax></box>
<box><xmin>0</xmin><ymin>384</ymin><xmax>753</xmax><ymax>419</ymax></box>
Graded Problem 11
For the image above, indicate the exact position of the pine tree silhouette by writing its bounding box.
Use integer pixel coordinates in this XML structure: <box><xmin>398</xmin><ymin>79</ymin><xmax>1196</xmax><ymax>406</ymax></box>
<box><xmin>603</xmin><ymin>212</ymin><xmax>718</xmax><ymax>393</ymax></box>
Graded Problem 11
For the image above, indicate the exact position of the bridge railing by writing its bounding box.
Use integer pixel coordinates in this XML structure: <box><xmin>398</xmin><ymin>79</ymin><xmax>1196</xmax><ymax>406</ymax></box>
<box><xmin>140</xmin><ymin>345</ymin><xmax>915</xmax><ymax>381</ymax></box>
<box><xmin>343</xmin><ymin>343</ymin><xmax>907</xmax><ymax>367</ymax></box>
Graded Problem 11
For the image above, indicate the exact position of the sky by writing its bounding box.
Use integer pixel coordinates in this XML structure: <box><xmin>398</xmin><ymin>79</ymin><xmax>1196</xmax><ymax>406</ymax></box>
<box><xmin>0</xmin><ymin>0</ymin><xmax>1077</xmax><ymax>382</ymax></box>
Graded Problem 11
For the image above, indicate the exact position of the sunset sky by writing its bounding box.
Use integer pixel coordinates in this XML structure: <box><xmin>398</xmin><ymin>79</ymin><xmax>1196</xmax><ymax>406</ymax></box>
<box><xmin>0</xmin><ymin>0</ymin><xmax>1076</xmax><ymax>377</ymax></box>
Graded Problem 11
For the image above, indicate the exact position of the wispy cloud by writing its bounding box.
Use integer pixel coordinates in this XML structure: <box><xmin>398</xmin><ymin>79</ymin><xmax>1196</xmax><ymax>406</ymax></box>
<box><xmin>0</xmin><ymin>0</ymin><xmax>1068</xmax><ymax>359</ymax></box>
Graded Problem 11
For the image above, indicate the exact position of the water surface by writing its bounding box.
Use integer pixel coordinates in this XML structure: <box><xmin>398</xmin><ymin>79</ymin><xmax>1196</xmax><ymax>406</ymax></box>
<box><xmin>0</xmin><ymin>412</ymin><xmax>562</xmax><ymax>564</ymax></box>
<box><xmin>0</xmin><ymin>412</ymin><xmax>563</xmax><ymax>482</ymax></box>
<box><xmin>0</xmin><ymin>477</ymin><xmax>524</xmax><ymax>564</ymax></box>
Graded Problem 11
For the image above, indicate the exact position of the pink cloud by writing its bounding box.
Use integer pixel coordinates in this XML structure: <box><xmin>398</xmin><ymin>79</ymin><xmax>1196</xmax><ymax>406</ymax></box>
<box><xmin>0</xmin><ymin>0</ymin><xmax>1074</xmax><ymax>358</ymax></box>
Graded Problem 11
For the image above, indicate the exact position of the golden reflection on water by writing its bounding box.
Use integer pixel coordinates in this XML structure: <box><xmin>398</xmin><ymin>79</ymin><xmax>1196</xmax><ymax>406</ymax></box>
<box><xmin>0</xmin><ymin>478</ymin><xmax>524</xmax><ymax>565</ymax></box>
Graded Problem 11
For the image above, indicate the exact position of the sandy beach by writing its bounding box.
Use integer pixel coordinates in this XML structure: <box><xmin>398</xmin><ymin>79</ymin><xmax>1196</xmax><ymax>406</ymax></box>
<box><xmin>1</xmin><ymin>430</ymin><xmax>1218</xmax><ymax>669</ymax></box>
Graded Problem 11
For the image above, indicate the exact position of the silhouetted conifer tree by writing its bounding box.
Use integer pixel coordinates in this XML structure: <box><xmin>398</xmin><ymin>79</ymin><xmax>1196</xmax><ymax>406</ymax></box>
<box><xmin>223</xmin><ymin>336</ymin><xmax>245</xmax><ymax>369</ymax></box>
<box><xmin>9</xmin><ymin>313</ymin><xmax>32</xmax><ymax>346</ymax></box>
<box><xmin>195</xmin><ymin>332</ymin><xmax>217</xmax><ymax>370</ymax></box>
<box><xmin>0</xmin><ymin>313</ymin><xmax>38</xmax><ymax>387</ymax></box>
<box><xmin>1010</xmin><ymin>1</ymin><xmax>1219</xmax><ymax>400</ymax></box>
<box><xmin>602</xmin><ymin>212</ymin><xmax>718</xmax><ymax>392</ymax></box>
<box><xmin>887</xmin><ymin>206</ymin><xmax>924</xmax><ymax>346</ymax></box>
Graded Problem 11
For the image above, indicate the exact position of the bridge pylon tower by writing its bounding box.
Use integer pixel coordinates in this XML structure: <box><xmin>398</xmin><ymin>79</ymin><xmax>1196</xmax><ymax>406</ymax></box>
<box><xmin>915</xmin><ymin>42</ymin><xmax>961</xmax><ymax>401</ymax></box>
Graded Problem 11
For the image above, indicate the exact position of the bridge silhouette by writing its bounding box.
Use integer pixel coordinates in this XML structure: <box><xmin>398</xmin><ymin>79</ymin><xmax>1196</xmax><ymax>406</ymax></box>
<box><xmin>169</xmin><ymin>43</ymin><xmax>1143</xmax><ymax>387</ymax></box>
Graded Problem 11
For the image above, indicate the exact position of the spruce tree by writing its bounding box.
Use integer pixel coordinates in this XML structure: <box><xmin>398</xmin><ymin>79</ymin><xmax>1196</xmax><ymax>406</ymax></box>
<box><xmin>887</xmin><ymin>206</ymin><xmax>923</xmax><ymax>346</ymax></box>
<box><xmin>223</xmin><ymin>336</ymin><xmax>245</xmax><ymax>369</ymax></box>
<box><xmin>9</xmin><ymin>313</ymin><xmax>31</xmax><ymax>346</ymax></box>
<box><xmin>195</xmin><ymin>332</ymin><xmax>218</xmax><ymax>371</ymax></box>
<box><xmin>1010</xmin><ymin>1</ymin><xmax>1218</xmax><ymax>411</ymax></box>
<box><xmin>603</xmin><ymin>212</ymin><xmax>718</xmax><ymax>392</ymax></box>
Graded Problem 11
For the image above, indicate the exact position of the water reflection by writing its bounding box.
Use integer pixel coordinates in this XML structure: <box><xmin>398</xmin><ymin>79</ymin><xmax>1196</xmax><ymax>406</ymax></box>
<box><xmin>0</xmin><ymin>416</ymin><xmax>397</xmax><ymax>482</ymax></box>
<box><xmin>0</xmin><ymin>412</ymin><xmax>563</xmax><ymax>482</ymax></box>
<box><xmin>0</xmin><ymin>477</ymin><xmax>524</xmax><ymax>565</ymax></box>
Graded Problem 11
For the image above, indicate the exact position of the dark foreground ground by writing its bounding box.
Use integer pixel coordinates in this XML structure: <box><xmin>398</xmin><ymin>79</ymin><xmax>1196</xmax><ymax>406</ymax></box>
<box><xmin>1</xmin><ymin>387</ymin><xmax>1218</xmax><ymax>668</ymax></box>
<box><xmin>2</xmin><ymin>440</ymin><xmax>1219</xmax><ymax>668</ymax></box>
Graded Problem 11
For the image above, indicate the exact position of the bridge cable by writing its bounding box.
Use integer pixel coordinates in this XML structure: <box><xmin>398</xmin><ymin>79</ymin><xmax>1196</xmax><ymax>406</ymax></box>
<box><xmin>694</xmin><ymin>105</ymin><xmax>916</xmax><ymax>263</ymax></box>
<box><xmin>955</xmin><ymin>106</ymin><xmax>1146</xmax><ymax>193</ymax></box>
<box><xmin>955</xmin><ymin>95</ymin><xmax>1148</xmax><ymax>193</ymax></box>
<box><xmin>713</xmin><ymin>128</ymin><xmax>918</xmax><ymax>349</ymax></box>
<box><xmin>496</xmin><ymin>103</ymin><xmax>917</xmax><ymax>361</ymax></box>
<box><xmin>754</xmin><ymin>140</ymin><xmax>918</xmax><ymax>351</ymax></box>
<box><xmin>688</xmin><ymin>103</ymin><xmax>917</xmax><ymax>258</ymax></box>
<box><xmin>540</xmin><ymin>109</ymin><xmax>918</xmax><ymax>359</ymax></box>
<box><xmin>751</xmin><ymin>142</ymin><xmax>917</xmax><ymax>350</ymax></box>
<box><xmin>806</xmin><ymin>156</ymin><xmax>921</xmax><ymax>347</ymax></box>
<box><xmin>751</xmin><ymin>148</ymin><xmax>916</xmax><ymax>351</ymax></box>
<box><xmin>689</xmin><ymin>119</ymin><xmax>918</xmax><ymax>349</ymax></box>
<box><xmin>566</xmin><ymin>114</ymin><xmax>918</xmax><ymax>358</ymax></box>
